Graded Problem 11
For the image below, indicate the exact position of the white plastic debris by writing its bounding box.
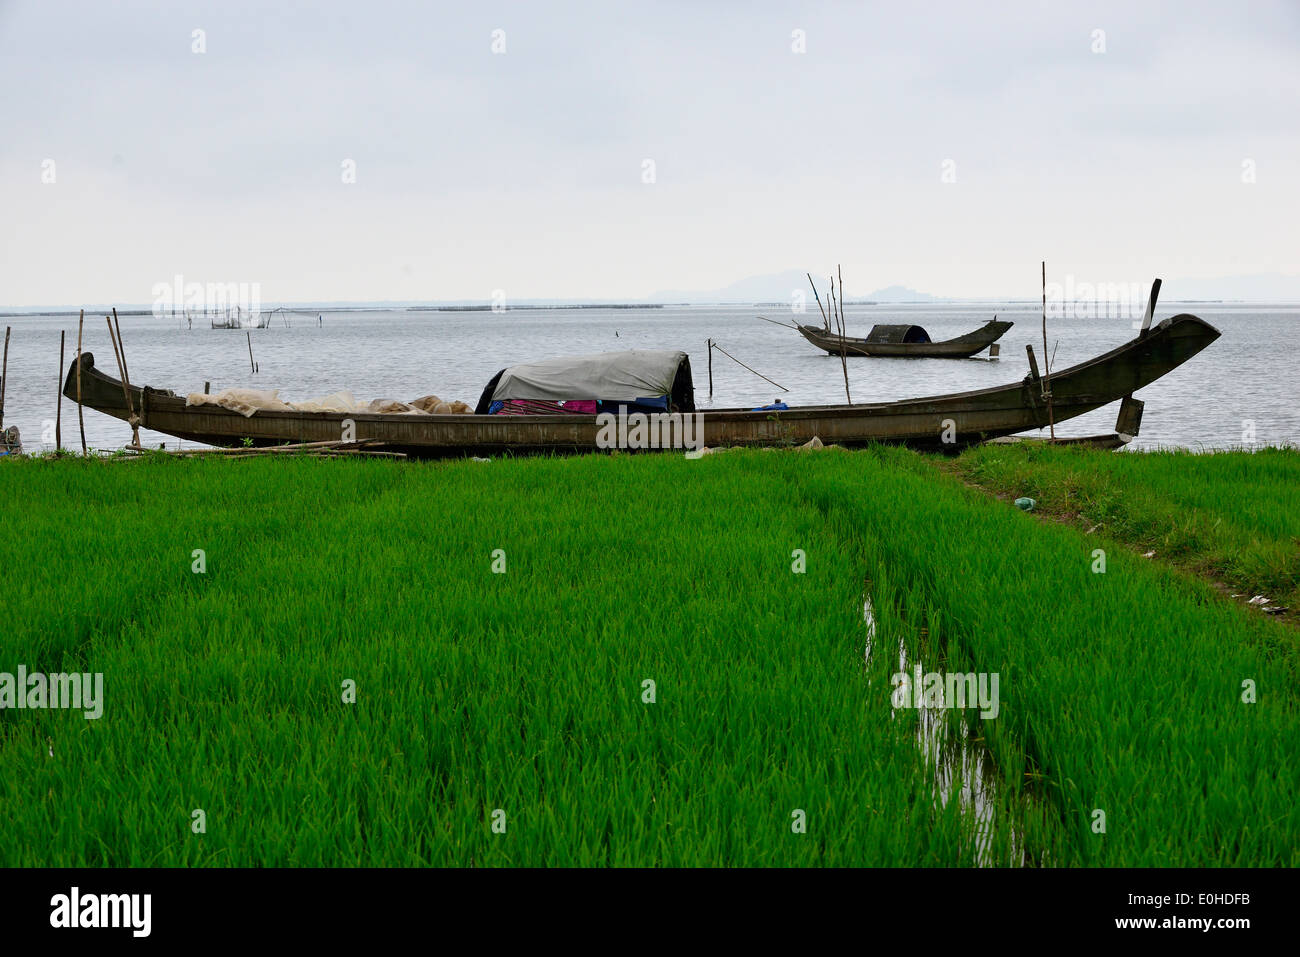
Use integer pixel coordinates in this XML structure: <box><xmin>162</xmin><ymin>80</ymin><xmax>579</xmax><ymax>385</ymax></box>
<box><xmin>863</xmin><ymin>596</ymin><xmax>877</xmax><ymax>663</ymax></box>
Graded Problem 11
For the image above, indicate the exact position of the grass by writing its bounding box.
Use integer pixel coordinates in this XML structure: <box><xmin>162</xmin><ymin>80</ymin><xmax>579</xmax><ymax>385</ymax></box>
<box><xmin>0</xmin><ymin>447</ymin><xmax>1296</xmax><ymax>866</ymax></box>
<box><xmin>947</xmin><ymin>444</ymin><xmax>1300</xmax><ymax>618</ymax></box>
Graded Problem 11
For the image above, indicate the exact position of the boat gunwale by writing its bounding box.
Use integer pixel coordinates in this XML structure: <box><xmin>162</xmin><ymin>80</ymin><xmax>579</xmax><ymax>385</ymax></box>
<box><xmin>62</xmin><ymin>314</ymin><xmax>1221</xmax><ymax>445</ymax></box>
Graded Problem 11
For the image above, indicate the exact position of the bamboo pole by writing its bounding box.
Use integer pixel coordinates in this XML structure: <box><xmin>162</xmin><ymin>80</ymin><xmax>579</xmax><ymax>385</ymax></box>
<box><xmin>1041</xmin><ymin>261</ymin><xmax>1055</xmax><ymax>439</ymax></box>
<box><xmin>121</xmin><ymin>448</ymin><xmax>407</xmax><ymax>460</ymax></box>
<box><xmin>56</xmin><ymin>330</ymin><xmax>64</xmax><ymax>451</ymax></box>
<box><xmin>114</xmin><ymin>311</ymin><xmax>141</xmax><ymax>447</ymax></box>
<box><xmin>707</xmin><ymin>339</ymin><xmax>713</xmax><ymax>399</ymax></box>
<box><xmin>106</xmin><ymin>316</ymin><xmax>140</xmax><ymax>446</ymax></box>
<box><xmin>806</xmin><ymin>273</ymin><xmax>829</xmax><ymax>331</ymax></box>
<box><xmin>76</xmin><ymin>311</ymin><xmax>87</xmax><ymax>456</ymax></box>
<box><xmin>112</xmin><ymin>308</ymin><xmax>132</xmax><ymax>390</ymax></box>
<box><xmin>113</xmin><ymin>308</ymin><xmax>143</xmax><ymax>446</ymax></box>
<box><xmin>0</xmin><ymin>325</ymin><xmax>9</xmax><ymax>430</ymax></box>
<box><xmin>247</xmin><ymin>331</ymin><xmax>256</xmax><ymax>374</ymax></box>
<box><xmin>148</xmin><ymin>439</ymin><xmax>397</xmax><ymax>458</ymax></box>
<box><xmin>837</xmin><ymin>264</ymin><xmax>852</xmax><ymax>406</ymax></box>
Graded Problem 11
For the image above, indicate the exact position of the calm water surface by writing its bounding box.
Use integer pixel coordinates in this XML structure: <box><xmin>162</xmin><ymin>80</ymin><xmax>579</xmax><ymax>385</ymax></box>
<box><xmin>2</xmin><ymin>302</ymin><xmax>1296</xmax><ymax>452</ymax></box>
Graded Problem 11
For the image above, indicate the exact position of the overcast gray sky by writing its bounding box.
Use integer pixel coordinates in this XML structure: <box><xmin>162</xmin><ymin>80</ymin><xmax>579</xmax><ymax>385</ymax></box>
<box><xmin>1</xmin><ymin>0</ymin><xmax>1297</xmax><ymax>305</ymax></box>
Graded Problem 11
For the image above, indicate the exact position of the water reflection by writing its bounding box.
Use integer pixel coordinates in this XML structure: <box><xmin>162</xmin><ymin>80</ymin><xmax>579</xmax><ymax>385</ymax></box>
<box><xmin>865</xmin><ymin>593</ymin><xmax>1016</xmax><ymax>867</ymax></box>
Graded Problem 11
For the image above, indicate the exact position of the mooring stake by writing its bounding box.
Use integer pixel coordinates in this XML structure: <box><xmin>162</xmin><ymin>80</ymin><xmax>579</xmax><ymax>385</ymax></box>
<box><xmin>76</xmin><ymin>311</ymin><xmax>87</xmax><ymax>456</ymax></box>
<box><xmin>707</xmin><ymin>339</ymin><xmax>713</xmax><ymax>399</ymax></box>
<box><xmin>56</xmin><ymin>329</ymin><xmax>65</xmax><ymax>451</ymax></box>
<box><xmin>0</xmin><ymin>325</ymin><xmax>9</xmax><ymax>430</ymax></box>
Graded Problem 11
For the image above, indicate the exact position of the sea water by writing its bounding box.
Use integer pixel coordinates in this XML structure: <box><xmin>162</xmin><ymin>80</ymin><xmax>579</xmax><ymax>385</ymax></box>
<box><xmin>1</xmin><ymin>301</ymin><xmax>1295</xmax><ymax>452</ymax></box>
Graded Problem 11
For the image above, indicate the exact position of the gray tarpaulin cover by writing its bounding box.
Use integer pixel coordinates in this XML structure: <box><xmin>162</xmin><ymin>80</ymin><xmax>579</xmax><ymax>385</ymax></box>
<box><xmin>491</xmin><ymin>350</ymin><xmax>686</xmax><ymax>402</ymax></box>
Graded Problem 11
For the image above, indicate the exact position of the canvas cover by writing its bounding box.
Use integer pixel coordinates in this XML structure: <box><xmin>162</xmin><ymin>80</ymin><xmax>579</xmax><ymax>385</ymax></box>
<box><xmin>865</xmin><ymin>324</ymin><xmax>931</xmax><ymax>344</ymax></box>
<box><xmin>490</xmin><ymin>350</ymin><xmax>687</xmax><ymax>403</ymax></box>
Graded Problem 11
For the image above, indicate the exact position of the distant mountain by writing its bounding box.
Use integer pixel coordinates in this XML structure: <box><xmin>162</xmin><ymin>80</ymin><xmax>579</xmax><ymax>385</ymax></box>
<box><xmin>864</xmin><ymin>284</ymin><xmax>938</xmax><ymax>302</ymax></box>
<box><xmin>648</xmin><ymin>272</ymin><xmax>941</xmax><ymax>304</ymax></box>
<box><xmin>649</xmin><ymin>270</ymin><xmax>816</xmax><ymax>304</ymax></box>
<box><xmin>13</xmin><ymin>271</ymin><xmax>1290</xmax><ymax>315</ymax></box>
<box><xmin>645</xmin><ymin>271</ymin><xmax>1300</xmax><ymax>305</ymax></box>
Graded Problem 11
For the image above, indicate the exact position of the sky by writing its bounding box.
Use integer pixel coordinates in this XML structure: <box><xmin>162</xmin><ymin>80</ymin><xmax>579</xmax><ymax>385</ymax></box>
<box><xmin>1</xmin><ymin>0</ymin><xmax>1297</xmax><ymax>306</ymax></box>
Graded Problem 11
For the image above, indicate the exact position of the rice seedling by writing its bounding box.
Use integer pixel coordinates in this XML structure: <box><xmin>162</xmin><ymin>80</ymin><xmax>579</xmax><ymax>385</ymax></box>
<box><xmin>0</xmin><ymin>454</ymin><xmax>993</xmax><ymax>865</ymax></box>
<box><xmin>755</xmin><ymin>446</ymin><xmax>1299</xmax><ymax>865</ymax></box>
<box><xmin>949</xmin><ymin>444</ymin><xmax>1300</xmax><ymax>614</ymax></box>
<box><xmin>1</xmin><ymin>447</ymin><xmax>1294</xmax><ymax>866</ymax></box>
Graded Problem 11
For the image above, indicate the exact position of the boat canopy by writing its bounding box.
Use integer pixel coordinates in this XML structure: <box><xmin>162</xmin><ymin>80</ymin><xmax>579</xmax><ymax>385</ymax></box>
<box><xmin>475</xmin><ymin>350</ymin><xmax>695</xmax><ymax>414</ymax></box>
<box><xmin>865</xmin><ymin>324</ymin><xmax>931</xmax><ymax>344</ymax></box>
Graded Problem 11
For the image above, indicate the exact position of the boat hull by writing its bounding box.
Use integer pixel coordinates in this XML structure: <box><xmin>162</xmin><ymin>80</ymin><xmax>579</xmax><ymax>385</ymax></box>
<box><xmin>63</xmin><ymin>315</ymin><xmax>1219</xmax><ymax>456</ymax></box>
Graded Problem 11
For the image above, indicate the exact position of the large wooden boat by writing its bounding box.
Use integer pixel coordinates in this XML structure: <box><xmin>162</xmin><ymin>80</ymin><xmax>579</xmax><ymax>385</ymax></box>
<box><xmin>63</xmin><ymin>314</ymin><xmax>1219</xmax><ymax>456</ymax></box>
<box><xmin>796</xmin><ymin>318</ymin><xmax>1013</xmax><ymax>358</ymax></box>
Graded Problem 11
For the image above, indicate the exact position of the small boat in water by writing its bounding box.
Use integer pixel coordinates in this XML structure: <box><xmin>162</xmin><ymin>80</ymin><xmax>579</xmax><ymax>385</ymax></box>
<box><xmin>796</xmin><ymin>318</ymin><xmax>1013</xmax><ymax>358</ymax></box>
<box><xmin>63</xmin><ymin>312</ymin><xmax>1219</xmax><ymax>456</ymax></box>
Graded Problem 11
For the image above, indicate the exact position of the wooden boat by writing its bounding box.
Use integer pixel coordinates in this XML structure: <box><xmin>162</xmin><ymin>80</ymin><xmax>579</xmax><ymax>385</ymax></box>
<box><xmin>63</xmin><ymin>314</ymin><xmax>1219</xmax><ymax>456</ymax></box>
<box><xmin>797</xmin><ymin>318</ymin><xmax>1013</xmax><ymax>358</ymax></box>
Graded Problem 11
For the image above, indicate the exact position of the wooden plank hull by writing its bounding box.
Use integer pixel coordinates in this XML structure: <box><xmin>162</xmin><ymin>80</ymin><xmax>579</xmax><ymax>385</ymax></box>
<box><xmin>64</xmin><ymin>315</ymin><xmax>1219</xmax><ymax>456</ymax></box>
<box><xmin>797</xmin><ymin>319</ymin><xmax>1014</xmax><ymax>357</ymax></box>
<box><xmin>985</xmin><ymin>433</ymin><xmax>1131</xmax><ymax>450</ymax></box>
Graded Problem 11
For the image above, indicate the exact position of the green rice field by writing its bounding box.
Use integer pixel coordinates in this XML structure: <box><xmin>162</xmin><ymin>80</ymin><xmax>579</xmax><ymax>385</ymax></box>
<box><xmin>951</xmin><ymin>444</ymin><xmax>1300</xmax><ymax>618</ymax></box>
<box><xmin>1</xmin><ymin>447</ymin><xmax>1296</xmax><ymax>866</ymax></box>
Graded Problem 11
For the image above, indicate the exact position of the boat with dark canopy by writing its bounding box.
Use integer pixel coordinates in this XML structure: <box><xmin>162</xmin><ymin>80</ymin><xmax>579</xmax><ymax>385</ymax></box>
<box><xmin>796</xmin><ymin>317</ymin><xmax>1013</xmax><ymax>358</ymax></box>
<box><xmin>64</xmin><ymin>311</ymin><xmax>1219</xmax><ymax>457</ymax></box>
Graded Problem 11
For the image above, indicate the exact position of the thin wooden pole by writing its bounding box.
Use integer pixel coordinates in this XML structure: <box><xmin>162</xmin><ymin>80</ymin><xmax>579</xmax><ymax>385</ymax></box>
<box><xmin>56</xmin><ymin>330</ymin><xmax>64</xmax><ymax>451</ymax></box>
<box><xmin>247</xmin><ymin>331</ymin><xmax>256</xmax><ymax>374</ymax></box>
<box><xmin>76</xmin><ymin>310</ymin><xmax>87</xmax><ymax>456</ymax></box>
<box><xmin>0</xmin><ymin>326</ymin><xmax>9</xmax><ymax>430</ymax></box>
<box><xmin>1041</xmin><ymin>261</ymin><xmax>1055</xmax><ymax>439</ymax></box>
<box><xmin>112</xmin><ymin>309</ymin><xmax>142</xmax><ymax>447</ymax></box>
<box><xmin>806</xmin><ymin>273</ymin><xmax>829</xmax><ymax>331</ymax></box>
<box><xmin>112</xmin><ymin>308</ymin><xmax>131</xmax><ymax>390</ymax></box>
<box><xmin>106</xmin><ymin>316</ymin><xmax>140</xmax><ymax>447</ymax></box>
<box><xmin>837</xmin><ymin>264</ymin><xmax>852</xmax><ymax>406</ymax></box>
<box><xmin>707</xmin><ymin>339</ymin><xmax>713</xmax><ymax>399</ymax></box>
<box><xmin>828</xmin><ymin>274</ymin><xmax>836</xmax><ymax>330</ymax></box>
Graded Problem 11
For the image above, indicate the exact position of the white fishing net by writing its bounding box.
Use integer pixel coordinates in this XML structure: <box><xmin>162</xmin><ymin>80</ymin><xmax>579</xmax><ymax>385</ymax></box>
<box><xmin>185</xmin><ymin>389</ymin><xmax>473</xmax><ymax>418</ymax></box>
